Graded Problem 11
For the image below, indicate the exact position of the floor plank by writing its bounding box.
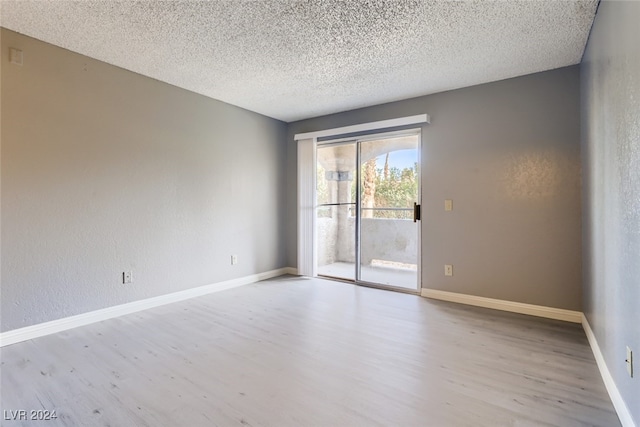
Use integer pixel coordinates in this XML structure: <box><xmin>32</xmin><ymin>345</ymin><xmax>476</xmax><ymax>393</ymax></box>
<box><xmin>1</xmin><ymin>276</ymin><xmax>620</xmax><ymax>426</ymax></box>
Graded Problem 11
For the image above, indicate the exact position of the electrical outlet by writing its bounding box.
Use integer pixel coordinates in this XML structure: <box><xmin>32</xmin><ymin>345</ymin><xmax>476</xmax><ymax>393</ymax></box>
<box><xmin>626</xmin><ymin>346</ymin><xmax>633</xmax><ymax>378</ymax></box>
<box><xmin>444</xmin><ymin>264</ymin><xmax>453</xmax><ymax>276</ymax></box>
<box><xmin>231</xmin><ymin>255</ymin><xmax>238</xmax><ymax>265</ymax></box>
<box><xmin>122</xmin><ymin>271</ymin><xmax>133</xmax><ymax>284</ymax></box>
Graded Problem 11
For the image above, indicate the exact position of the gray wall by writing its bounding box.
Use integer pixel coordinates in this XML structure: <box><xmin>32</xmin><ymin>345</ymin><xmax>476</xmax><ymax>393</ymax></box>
<box><xmin>581</xmin><ymin>0</ymin><xmax>640</xmax><ymax>423</ymax></box>
<box><xmin>287</xmin><ymin>66</ymin><xmax>583</xmax><ymax>311</ymax></box>
<box><xmin>1</xmin><ymin>29</ymin><xmax>288</xmax><ymax>332</ymax></box>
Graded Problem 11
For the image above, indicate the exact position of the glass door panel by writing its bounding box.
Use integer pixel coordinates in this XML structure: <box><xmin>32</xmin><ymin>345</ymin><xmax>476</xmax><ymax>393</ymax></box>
<box><xmin>359</xmin><ymin>135</ymin><xmax>420</xmax><ymax>290</ymax></box>
<box><xmin>316</xmin><ymin>142</ymin><xmax>357</xmax><ymax>280</ymax></box>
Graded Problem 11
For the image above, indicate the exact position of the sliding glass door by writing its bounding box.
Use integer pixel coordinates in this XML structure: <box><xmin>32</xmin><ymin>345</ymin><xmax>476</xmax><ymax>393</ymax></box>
<box><xmin>316</xmin><ymin>131</ymin><xmax>421</xmax><ymax>292</ymax></box>
<box><xmin>316</xmin><ymin>142</ymin><xmax>357</xmax><ymax>280</ymax></box>
<box><xmin>358</xmin><ymin>135</ymin><xmax>419</xmax><ymax>289</ymax></box>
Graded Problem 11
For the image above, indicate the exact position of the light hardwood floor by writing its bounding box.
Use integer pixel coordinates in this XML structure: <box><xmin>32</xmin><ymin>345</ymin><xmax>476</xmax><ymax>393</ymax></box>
<box><xmin>1</xmin><ymin>276</ymin><xmax>620</xmax><ymax>426</ymax></box>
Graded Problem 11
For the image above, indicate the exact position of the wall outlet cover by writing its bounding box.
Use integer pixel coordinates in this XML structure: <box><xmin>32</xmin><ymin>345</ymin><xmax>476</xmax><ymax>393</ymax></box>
<box><xmin>444</xmin><ymin>264</ymin><xmax>453</xmax><ymax>276</ymax></box>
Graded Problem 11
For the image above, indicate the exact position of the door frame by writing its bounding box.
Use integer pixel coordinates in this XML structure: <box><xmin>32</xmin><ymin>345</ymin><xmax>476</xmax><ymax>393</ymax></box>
<box><xmin>295</xmin><ymin>114</ymin><xmax>429</xmax><ymax>290</ymax></box>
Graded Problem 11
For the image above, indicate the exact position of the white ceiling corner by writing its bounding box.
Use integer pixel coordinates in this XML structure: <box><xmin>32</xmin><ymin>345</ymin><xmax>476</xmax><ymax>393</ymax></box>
<box><xmin>1</xmin><ymin>0</ymin><xmax>598</xmax><ymax>122</ymax></box>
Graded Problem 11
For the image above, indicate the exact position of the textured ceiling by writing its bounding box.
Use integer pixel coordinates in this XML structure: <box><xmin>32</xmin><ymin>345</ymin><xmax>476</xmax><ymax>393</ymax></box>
<box><xmin>1</xmin><ymin>0</ymin><xmax>598</xmax><ymax>122</ymax></box>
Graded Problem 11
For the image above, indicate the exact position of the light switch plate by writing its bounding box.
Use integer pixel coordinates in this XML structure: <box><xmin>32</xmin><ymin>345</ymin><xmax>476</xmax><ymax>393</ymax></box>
<box><xmin>445</xmin><ymin>199</ymin><xmax>453</xmax><ymax>211</ymax></box>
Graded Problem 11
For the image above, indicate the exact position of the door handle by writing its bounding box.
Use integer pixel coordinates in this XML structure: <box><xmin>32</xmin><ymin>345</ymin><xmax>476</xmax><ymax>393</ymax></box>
<box><xmin>413</xmin><ymin>203</ymin><xmax>421</xmax><ymax>222</ymax></box>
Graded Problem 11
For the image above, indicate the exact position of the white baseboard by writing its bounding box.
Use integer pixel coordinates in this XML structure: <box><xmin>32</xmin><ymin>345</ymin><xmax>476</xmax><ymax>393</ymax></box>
<box><xmin>582</xmin><ymin>314</ymin><xmax>636</xmax><ymax>427</ymax></box>
<box><xmin>0</xmin><ymin>267</ymin><xmax>291</xmax><ymax>348</ymax></box>
<box><xmin>420</xmin><ymin>289</ymin><xmax>582</xmax><ymax>323</ymax></box>
<box><xmin>283</xmin><ymin>267</ymin><xmax>298</xmax><ymax>275</ymax></box>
